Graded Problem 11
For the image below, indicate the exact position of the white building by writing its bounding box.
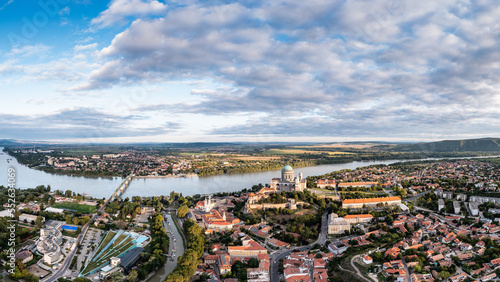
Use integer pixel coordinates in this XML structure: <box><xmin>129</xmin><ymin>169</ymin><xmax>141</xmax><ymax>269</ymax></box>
<box><xmin>453</xmin><ymin>201</ymin><xmax>461</xmax><ymax>214</ymax></box>
<box><xmin>328</xmin><ymin>243</ymin><xmax>347</xmax><ymax>255</ymax></box>
<box><xmin>438</xmin><ymin>199</ymin><xmax>445</xmax><ymax>211</ymax></box>
<box><xmin>270</xmin><ymin>165</ymin><xmax>307</xmax><ymax>193</ymax></box>
<box><xmin>469</xmin><ymin>202</ymin><xmax>479</xmax><ymax>216</ymax></box>
<box><xmin>456</xmin><ymin>194</ymin><xmax>467</xmax><ymax>201</ymax></box>
<box><xmin>37</xmin><ymin>227</ymin><xmax>62</xmax><ymax>264</ymax></box>
<box><xmin>19</xmin><ymin>213</ymin><xmax>41</xmax><ymax>224</ymax></box>
<box><xmin>195</xmin><ymin>194</ymin><xmax>226</xmax><ymax>213</ymax></box>
<box><xmin>45</xmin><ymin>207</ymin><xmax>65</xmax><ymax>214</ymax></box>
<box><xmin>327</xmin><ymin>213</ymin><xmax>351</xmax><ymax>235</ymax></box>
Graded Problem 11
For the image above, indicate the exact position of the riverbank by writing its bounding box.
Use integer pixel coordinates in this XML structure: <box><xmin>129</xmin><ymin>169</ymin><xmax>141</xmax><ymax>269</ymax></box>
<box><xmin>4</xmin><ymin>143</ymin><xmax>500</xmax><ymax>198</ymax></box>
<box><xmin>134</xmin><ymin>174</ymin><xmax>197</xmax><ymax>179</ymax></box>
<box><xmin>146</xmin><ymin>213</ymin><xmax>186</xmax><ymax>282</ymax></box>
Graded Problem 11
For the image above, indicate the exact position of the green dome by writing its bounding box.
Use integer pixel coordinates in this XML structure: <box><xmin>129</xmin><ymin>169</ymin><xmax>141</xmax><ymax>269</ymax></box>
<box><xmin>282</xmin><ymin>165</ymin><xmax>293</xmax><ymax>171</ymax></box>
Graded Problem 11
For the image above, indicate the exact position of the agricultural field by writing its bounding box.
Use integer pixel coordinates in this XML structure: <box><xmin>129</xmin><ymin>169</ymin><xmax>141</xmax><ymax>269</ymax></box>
<box><xmin>52</xmin><ymin>202</ymin><xmax>97</xmax><ymax>213</ymax></box>
<box><xmin>262</xmin><ymin>149</ymin><xmax>355</xmax><ymax>155</ymax></box>
<box><xmin>230</xmin><ymin>155</ymin><xmax>282</xmax><ymax>161</ymax></box>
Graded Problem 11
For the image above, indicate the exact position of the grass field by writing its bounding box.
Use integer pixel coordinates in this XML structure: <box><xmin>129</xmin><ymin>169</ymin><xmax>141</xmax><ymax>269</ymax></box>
<box><xmin>262</xmin><ymin>149</ymin><xmax>355</xmax><ymax>155</ymax></box>
<box><xmin>230</xmin><ymin>155</ymin><xmax>282</xmax><ymax>160</ymax></box>
<box><xmin>52</xmin><ymin>202</ymin><xmax>97</xmax><ymax>213</ymax></box>
<box><xmin>293</xmin><ymin>143</ymin><xmax>387</xmax><ymax>149</ymax></box>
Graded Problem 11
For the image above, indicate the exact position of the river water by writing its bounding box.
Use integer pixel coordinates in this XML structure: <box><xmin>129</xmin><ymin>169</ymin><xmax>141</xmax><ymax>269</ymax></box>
<box><xmin>148</xmin><ymin>213</ymin><xmax>185</xmax><ymax>282</ymax></box>
<box><xmin>1</xmin><ymin>147</ymin><xmax>496</xmax><ymax>198</ymax></box>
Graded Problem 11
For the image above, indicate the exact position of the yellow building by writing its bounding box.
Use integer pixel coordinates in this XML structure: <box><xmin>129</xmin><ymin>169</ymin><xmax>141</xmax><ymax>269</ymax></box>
<box><xmin>228</xmin><ymin>237</ymin><xmax>267</xmax><ymax>258</ymax></box>
<box><xmin>342</xmin><ymin>196</ymin><xmax>401</xmax><ymax>209</ymax></box>
<box><xmin>344</xmin><ymin>214</ymin><xmax>373</xmax><ymax>224</ymax></box>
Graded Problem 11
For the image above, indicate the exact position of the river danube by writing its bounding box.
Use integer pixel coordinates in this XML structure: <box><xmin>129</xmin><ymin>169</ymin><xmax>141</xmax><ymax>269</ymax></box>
<box><xmin>1</xmin><ymin>147</ymin><xmax>489</xmax><ymax>198</ymax></box>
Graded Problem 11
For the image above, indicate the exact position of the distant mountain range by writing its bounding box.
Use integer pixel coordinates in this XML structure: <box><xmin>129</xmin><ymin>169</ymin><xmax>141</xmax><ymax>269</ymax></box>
<box><xmin>0</xmin><ymin>139</ymin><xmax>24</xmax><ymax>146</ymax></box>
<box><xmin>389</xmin><ymin>138</ymin><xmax>500</xmax><ymax>152</ymax></box>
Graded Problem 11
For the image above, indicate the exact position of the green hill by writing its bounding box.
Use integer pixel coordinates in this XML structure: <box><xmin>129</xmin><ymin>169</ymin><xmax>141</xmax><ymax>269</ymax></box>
<box><xmin>392</xmin><ymin>138</ymin><xmax>500</xmax><ymax>152</ymax></box>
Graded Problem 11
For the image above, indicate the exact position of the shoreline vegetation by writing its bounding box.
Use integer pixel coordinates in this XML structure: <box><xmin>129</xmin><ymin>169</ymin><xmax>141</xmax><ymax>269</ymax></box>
<box><xmin>4</xmin><ymin>145</ymin><xmax>500</xmax><ymax>179</ymax></box>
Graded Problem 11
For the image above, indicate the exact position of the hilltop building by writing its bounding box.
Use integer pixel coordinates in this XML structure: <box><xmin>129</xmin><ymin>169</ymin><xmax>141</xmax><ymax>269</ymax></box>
<box><xmin>270</xmin><ymin>165</ymin><xmax>307</xmax><ymax>193</ymax></box>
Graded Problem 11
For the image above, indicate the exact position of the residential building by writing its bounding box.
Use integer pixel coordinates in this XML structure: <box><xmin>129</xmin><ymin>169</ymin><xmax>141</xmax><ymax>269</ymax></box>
<box><xmin>247</xmin><ymin>253</ymin><xmax>270</xmax><ymax>282</ymax></box>
<box><xmin>470</xmin><ymin>202</ymin><xmax>479</xmax><ymax>216</ymax></box>
<box><xmin>453</xmin><ymin>201</ymin><xmax>461</xmax><ymax>214</ymax></box>
<box><xmin>218</xmin><ymin>254</ymin><xmax>231</xmax><ymax>275</ymax></box>
<box><xmin>266</xmin><ymin>238</ymin><xmax>290</xmax><ymax>249</ymax></box>
<box><xmin>438</xmin><ymin>199</ymin><xmax>444</xmax><ymax>211</ymax></box>
<box><xmin>140</xmin><ymin>206</ymin><xmax>155</xmax><ymax>214</ymax></box>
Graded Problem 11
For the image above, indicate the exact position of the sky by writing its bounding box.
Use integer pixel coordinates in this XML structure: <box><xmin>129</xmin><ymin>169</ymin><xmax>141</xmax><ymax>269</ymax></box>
<box><xmin>1</xmin><ymin>0</ymin><xmax>500</xmax><ymax>144</ymax></box>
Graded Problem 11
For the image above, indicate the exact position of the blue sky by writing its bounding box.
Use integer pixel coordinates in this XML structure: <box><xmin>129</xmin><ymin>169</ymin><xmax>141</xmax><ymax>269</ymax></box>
<box><xmin>1</xmin><ymin>0</ymin><xmax>500</xmax><ymax>143</ymax></box>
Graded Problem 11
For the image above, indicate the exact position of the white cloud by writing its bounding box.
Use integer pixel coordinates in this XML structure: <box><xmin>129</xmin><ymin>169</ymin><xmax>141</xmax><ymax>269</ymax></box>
<box><xmin>91</xmin><ymin>0</ymin><xmax>168</xmax><ymax>28</ymax></box>
<box><xmin>0</xmin><ymin>0</ymin><xmax>14</xmax><ymax>11</ymax></box>
<box><xmin>8</xmin><ymin>44</ymin><xmax>52</xmax><ymax>58</ymax></box>
<box><xmin>6</xmin><ymin>0</ymin><xmax>500</xmax><ymax>141</ymax></box>
<box><xmin>59</xmin><ymin>6</ymin><xmax>70</xmax><ymax>16</ymax></box>
<box><xmin>74</xmin><ymin>43</ymin><xmax>98</xmax><ymax>52</ymax></box>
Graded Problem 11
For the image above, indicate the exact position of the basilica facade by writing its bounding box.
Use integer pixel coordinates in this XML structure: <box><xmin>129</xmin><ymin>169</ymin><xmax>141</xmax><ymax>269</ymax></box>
<box><xmin>270</xmin><ymin>165</ymin><xmax>307</xmax><ymax>192</ymax></box>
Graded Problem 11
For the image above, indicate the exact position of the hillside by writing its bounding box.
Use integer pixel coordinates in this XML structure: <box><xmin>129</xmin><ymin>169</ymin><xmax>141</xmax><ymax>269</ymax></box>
<box><xmin>391</xmin><ymin>138</ymin><xmax>500</xmax><ymax>152</ymax></box>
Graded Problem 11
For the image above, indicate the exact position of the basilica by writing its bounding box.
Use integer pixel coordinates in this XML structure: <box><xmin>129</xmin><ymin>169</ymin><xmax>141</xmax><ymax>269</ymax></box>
<box><xmin>270</xmin><ymin>165</ymin><xmax>307</xmax><ymax>192</ymax></box>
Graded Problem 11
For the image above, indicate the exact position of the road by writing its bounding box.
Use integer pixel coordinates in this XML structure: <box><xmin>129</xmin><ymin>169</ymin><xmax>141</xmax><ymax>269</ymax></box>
<box><xmin>401</xmin><ymin>258</ymin><xmax>411</xmax><ymax>282</ymax></box>
<box><xmin>148</xmin><ymin>213</ymin><xmax>185</xmax><ymax>282</ymax></box>
<box><xmin>350</xmin><ymin>255</ymin><xmax>372</xmax><ymax>282</ymax></box>
<box><xmin>405</xmin><ymin>189</ymin><xmax>431</xmax><ymax>202</ymax></box>
<box><xmin>45</xmin><ymin>178</ymin><xmax>119</xmax><ymax>282</ymax></box>
<box><xmin>45</xmin><ymin>218</ymin><xmax>93</xmax><ymax>282</ymax></box>
<box><xmin>270</xmin><ymin>211</ymin><xmax>328</xmax><ymax>282</ymax></box>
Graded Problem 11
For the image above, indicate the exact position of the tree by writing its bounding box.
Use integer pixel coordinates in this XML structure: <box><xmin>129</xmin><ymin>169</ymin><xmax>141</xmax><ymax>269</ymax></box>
<box><xmin>414</xmin><ymin>264</ymin><xmax>422</xmax><ymax>273</ymax></box>
<box><xmin>66</xmin><ymin>215</ymin><xmax>72</xmax><ymax>224</ymax></box>
<box><xmin>438</xmin><ymin>271</ymin><xmax>451</xmax><ymax>280</ymax></box>
<box><xmin>177</xmin><ymin>205</ymin><xmax>189</xmax><ymax>218</ymax></box>
<box><xmin>110</xmin><ymin>271</ymin><xmax>124</xmax><ymax>282</ymax></box>
<box><xmin>36</xmin><ymin>216</ymin><xmax>43</xmax><ymax>228</ymax></box>
<box><xmin>73</xmin><ymin>278</ymin><xmax>92</xmax><ymax>282</ymax></box>
<box><xmin>25</xmin><ymin>274</ymin><xmax>39</xmax><ymax>282</ymax></box>
<box><xmin>126</xmin><ymin>270</ymin><xmax>138</xmax><ymax>282</ymax></box>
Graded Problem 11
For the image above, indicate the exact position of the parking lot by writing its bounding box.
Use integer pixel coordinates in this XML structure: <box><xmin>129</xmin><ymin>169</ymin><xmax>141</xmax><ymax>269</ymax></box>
<box><xmin>75</xmin><ymin>228</ymin><xmax>104</xmax><ymax>274</ymax></box>
<box><xmin>27</xmin><ymin>264</ymin><xmax>50</xmax><ymax>278</ymax></box>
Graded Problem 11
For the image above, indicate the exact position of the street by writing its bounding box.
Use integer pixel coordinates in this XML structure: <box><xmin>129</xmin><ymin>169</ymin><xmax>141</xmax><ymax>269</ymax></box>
<box><xmin>45</xmin><ymin>192</ymin><xmax>109</xmax><ymax>282</ymax></box>
<box><xmin>270</xmin><ymin>211</ymin><xmax>328</xmax><ymax>281</ymax></box>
